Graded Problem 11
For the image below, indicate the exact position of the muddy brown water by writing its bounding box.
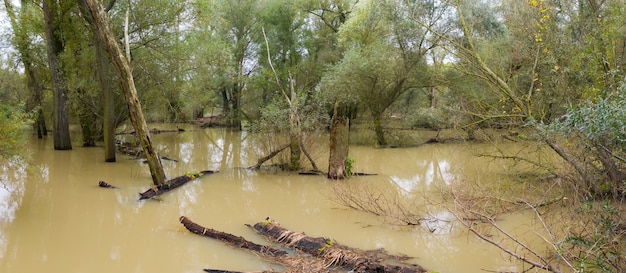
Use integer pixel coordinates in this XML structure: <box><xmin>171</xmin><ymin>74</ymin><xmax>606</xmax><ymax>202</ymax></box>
<box><xmin>0</xmin><ymin>126</ymin><xmax>549</xmax><ymax>273</ymax></box>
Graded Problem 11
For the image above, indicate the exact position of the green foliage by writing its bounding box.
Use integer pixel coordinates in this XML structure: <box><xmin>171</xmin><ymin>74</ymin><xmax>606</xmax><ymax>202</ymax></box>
<box><xmin>407</xmin><ymin>108</ymin><xmax>450</xmax><ymax>130</ymax></box>
<box><xmin>0</xmin><ymin>104</ymin><xmax>32</xmax><ymax>162</ymax></box>
<box><xmin>345</xmin><ymin>156</ymin><xmax>355</xmax><ymax>176</ymax></box>
<box><xmin>548</xmin><ymin>82</ymin><xmax>626</xmax><ymax>150</ymax></box>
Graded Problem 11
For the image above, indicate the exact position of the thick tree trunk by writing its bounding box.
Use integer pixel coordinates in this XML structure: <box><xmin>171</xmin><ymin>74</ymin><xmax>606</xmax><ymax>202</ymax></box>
<box><xmin>43</xmin><ymin>0</ymin><xmax>72</xmax><ymax>150</ymax></box>
<box><xmin>328</xmin><ymin>107</ymin><xmax>350</xmax><ymax>179</ymax></box>
<box><xmin>84</xmin><ymin>0</ymin><xmax>166</xmax><ymax>185</ymax></box>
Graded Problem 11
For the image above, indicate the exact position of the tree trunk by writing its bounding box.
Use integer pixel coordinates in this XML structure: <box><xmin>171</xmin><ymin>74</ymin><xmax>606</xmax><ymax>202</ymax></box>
<box><xmin>84</xmin><ymin>0</ymin><xmax>166</xmax><ymax>185</ymax></box>
<box><xmin>78</xmin><ymin>0</ymin><xmax>118</xmax><ymax>161</ymax></box>
<box><xmin>97</xmin><ymin>34</ymin><xmax>117</xmax><ymax>162</ymax></box>
<box><xmin>372</xmin><ymin>112</ymin><xmax>387</xmax><ymax>146</ymax></box>
<box><xmin>328</xmin><ymin>105</ymin><xmax>350</xmax><ymax>179</ymax></box>
<box><xmin>43</xmin><ymin>0</ymin><xmax>72</xmax><ymax>150</ymax></box>
<box><xmin>231</xmin><ymin>83</ymin><xmax>242</xmax><ymax>129</ymax></box>
<box><xmin>596</xmin><ymin>145</ymin><xmax>626</xmax><ymax>193</ymax></box>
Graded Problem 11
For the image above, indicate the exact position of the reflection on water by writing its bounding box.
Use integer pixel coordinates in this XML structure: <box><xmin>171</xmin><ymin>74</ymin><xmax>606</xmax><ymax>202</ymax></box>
<box><xmin>0</xmin><ymin>127</ymin><xmax>545</xmax><ymax>273</ymax></box>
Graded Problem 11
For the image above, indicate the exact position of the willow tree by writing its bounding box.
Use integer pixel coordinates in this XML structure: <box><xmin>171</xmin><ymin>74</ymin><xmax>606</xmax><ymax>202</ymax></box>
<box><xmin>213</xmin><ymin>0</ymin><xmax>259</xmax><ymax>129</ymax></box>
<box><xmin>3</xmin><ymin>0</ymin><xmax>48</xmax><ymax>139</ymax></box>
<box><xmin>327</xmin><ymin>0</ymin><xmax>436</xmax><ymax>146</ymax></box>
<box><xmin>83</xmin><ymin>0</ymin><xmax>166</xmax><ymax>185</ymax></box>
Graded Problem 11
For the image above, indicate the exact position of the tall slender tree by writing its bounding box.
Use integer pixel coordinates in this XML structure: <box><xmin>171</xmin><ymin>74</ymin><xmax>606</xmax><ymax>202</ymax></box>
<box><xmin>77</xmin><ymin>0</ymin><xmax>116</xmax><ymax>161</ymax></box>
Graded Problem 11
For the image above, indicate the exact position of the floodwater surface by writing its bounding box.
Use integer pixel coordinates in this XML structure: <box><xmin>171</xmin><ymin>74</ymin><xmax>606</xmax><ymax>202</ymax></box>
<box><xmin>0</xmin><ymin>126</ymin><xmax>549</xmax><ymax>273</ymax></box>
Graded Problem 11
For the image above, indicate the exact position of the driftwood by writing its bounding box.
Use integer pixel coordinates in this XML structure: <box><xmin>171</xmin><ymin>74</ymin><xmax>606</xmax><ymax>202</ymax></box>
<box><xmin>138</xmin><ymin>170</ymin><xmax>216</xmax><ymax>200</ymax></box>
<box><xmin>180</xmin><ymin>216</ymin><xmax>427</xmax><ymax>273</ymax></box>
<box><xmin>252</xmin><ymin>219</ymin><xmax>427</xmax><ymax>273</ymax></box>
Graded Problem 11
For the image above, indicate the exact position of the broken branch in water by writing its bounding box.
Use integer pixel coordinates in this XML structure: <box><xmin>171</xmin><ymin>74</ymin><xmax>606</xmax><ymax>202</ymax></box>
<box><xmin>138</xmin><ymin>170</ymin><xmax>216</xmax><ymax>200</ymax></box>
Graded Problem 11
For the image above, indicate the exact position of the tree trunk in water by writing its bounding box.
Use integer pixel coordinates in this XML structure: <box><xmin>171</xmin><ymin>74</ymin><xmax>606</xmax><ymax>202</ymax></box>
<box><xmin>84</xmin><ymin>0</ymin><xmax>166</xmax><ymax>185</ymax></box>
<box><xmin>231</xmin><ymin>83</ymin><xmax>242</xmax><ymax>130</ymax></box>
<box><xmin>78</xmin><ymin>0</ymin><xmax>118</xmax><ymax>162</ymax></box>
<box><xmin>43</xmin><ymin>0</ymin><xmax>72</xmax><ymax>150</ymax></box>
<box><xmin>372</xmin><ymin>113</ymin><xmax>386</xmax><ymax>146</ymax></box>
<box><xmin>328</xmin><ymin>105</ymin><xmax>349</xmax><ymax>179</ymax></box>
<box><xmin>98</xmin><ymin>35</ymin><xmax>116</xmax><ymax>162</ymax></box>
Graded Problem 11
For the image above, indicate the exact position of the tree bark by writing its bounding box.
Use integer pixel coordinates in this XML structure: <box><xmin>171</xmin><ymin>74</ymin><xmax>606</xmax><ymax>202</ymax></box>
<box><xmin>328</xmin><ymin>104</ymin><xmax>350</xmax><ymax>179</ymax></box>
<box><xmin>43</xmin><ymin>0</ymin><xmax>72</xmax><ymax>150</ymax></box>
<box><xmin>84</xmin><ymin>0</ymin><xmax>166</xmax><ymax>185</ymax></box>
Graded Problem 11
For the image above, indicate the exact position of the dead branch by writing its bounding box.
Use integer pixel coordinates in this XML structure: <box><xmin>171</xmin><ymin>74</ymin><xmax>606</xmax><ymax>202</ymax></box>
<box><xmin>249</xmin><ymin>143</ymin><xmax>290</xmax><ymax>169</ymax></box>
<box><xmin>449</xmin><ymin>189</ymin><xmax>563</xmax><ymax>273</ymax></box>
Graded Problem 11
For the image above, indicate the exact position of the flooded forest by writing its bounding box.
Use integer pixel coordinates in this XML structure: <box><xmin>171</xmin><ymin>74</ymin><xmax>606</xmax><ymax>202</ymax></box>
<box><xmin>1</xmin><ymin>0</ymin><xmax>625</xmax><ymax>272</ymax></box>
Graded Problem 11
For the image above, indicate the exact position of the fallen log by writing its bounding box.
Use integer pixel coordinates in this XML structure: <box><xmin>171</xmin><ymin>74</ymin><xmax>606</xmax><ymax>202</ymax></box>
<box><xmin>251</xmin><ymin>219</ymin><xmax>427</xmax><ymax>273</ymax></box>
<box><xmin>179</xmin><ymin>216</ymin><xmax>286</xmax><ymax>257</ymax></box>
<box><xmin>180</xmin><ymin>216</ymin><xmax>338</xmax><ymax>273</ymax></box>
<box><xmin>138</xmin><ymin>170</ymin><xmax>216</xmax><ymax>200</ymax></box>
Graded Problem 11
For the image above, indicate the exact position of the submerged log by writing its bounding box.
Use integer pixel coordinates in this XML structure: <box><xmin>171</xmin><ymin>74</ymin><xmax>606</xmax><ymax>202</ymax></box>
<box><xmin>180</xmin><ymin>217</ymin><xmax>342</xmax><ymax>273</ymax></box>
<box><xmin>180</xmin><ymin>216</ymin><xmax>427</xmax><ymax>273</ymax></box>
<box><xmin>352</xmin><ymin>172</ymin><xmax>377</xmax><ymax>176</ymax></box>
<box><xmin>252</xmin><ymin>219</ymin><xmax>427</xmax><ymax>273</ymax></box>
<box><xmin>179</xmin><ymin>216</ymin><xmax>286</xmax><ymax>257</ymax></box>
<box><xmin>138</xmin><ymin>170</ymin><xmax>216</xmax><ymax>200</ymax></box>
<box><xmin>98</xmin><ymin>181</ymin><xmax>117</xmax><ymax>188</ymax></box>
